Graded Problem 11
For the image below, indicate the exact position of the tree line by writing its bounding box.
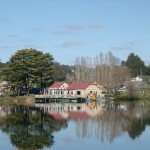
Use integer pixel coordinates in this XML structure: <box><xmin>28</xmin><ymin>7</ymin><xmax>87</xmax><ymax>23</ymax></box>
<box><xmin>0</xmin><ymin>48</ymin><xmax>150</xmax><ymax>95</ymax></box>
<box><xmin>66</xmin><ymin>52</ymin><xmax>131</xmax><ymax>95</ymax></box>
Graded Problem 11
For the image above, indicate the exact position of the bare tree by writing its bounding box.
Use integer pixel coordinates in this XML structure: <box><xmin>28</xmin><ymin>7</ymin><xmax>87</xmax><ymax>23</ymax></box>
<box><xmin>72</xmin><ymin>52</ymin><xmax>131</xmax><ymax>96</ymax></box>
<box><xmin>126</xmin><ymin>82</ymin><xmax>139</xmax><ymax>98</ymax></box>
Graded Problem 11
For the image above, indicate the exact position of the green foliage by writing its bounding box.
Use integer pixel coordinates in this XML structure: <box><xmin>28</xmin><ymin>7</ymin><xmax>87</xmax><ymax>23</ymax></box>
<box><xmin>128</xmin><ymin>119</ymin><xmax>145</xmax><ymax>139</ymax></box>
<box><xmin>0</xmin><ymin>48</ymin><xmax>54</xmax><ymax>94</ymax></box>
<box><xmin>125</xmin><ymin>53</ymin><xmax>145</xmax><ymax>77</ymax></box>
<box><xmin>0</xmin><ymin>61</ymin><xmax>7</xmax><ymax>69</ymax></box>
<box><xmin>145</xmin><ymin>65</ymin><xmax>150</xmax><ymax>76</ymax></box>
<box><xmin>53</xmin><ymin>62</ymin><xmax>72</xmax><ymax>81</ymax></box>
<box><xmin>0</xmin><ymin>61</ymin><xmax>8</xmax><ymax>81</ymax></box>
<box><xmin>0</xmin><ymin>105</ymin><xmax>67</xmax><ymax>150</ymax></box>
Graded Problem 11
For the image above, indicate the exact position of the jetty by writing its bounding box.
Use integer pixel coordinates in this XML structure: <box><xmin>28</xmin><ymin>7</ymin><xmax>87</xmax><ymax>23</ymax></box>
<box><xmin>34</xmin><ymin>95</ymin><xmax>86</xmax><ymax>103</ymax></box>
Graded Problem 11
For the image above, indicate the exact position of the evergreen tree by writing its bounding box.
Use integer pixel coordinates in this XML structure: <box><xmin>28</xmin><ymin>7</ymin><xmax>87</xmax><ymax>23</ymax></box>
<box><xmin>125</xmin><ymin>53</ymin><xmax>145</xmax><ymax>77</ymax></box>
<box><xmin>145</xmin><ymin>65</ymin><xmax>150</xmax><ymax>76</ymax></box>
<box><xmin>0</xmin><ymin>48</ymin><xmax>54</xmax><ymax>95</ymax></box>
<box><xmin>53</xmin><ymin>62</ymin><xmax>72</xmax><ymax>81</ymax></box>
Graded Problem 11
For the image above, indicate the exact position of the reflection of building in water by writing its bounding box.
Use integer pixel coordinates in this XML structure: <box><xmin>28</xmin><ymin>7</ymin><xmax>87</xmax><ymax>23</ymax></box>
<box><xmin>35</xmin><ymin>103</ymin><xmax>104</xmax><ymax>120</ymax></box>
<box><xmin>34</xmin><ymin>102</ymin><xmax>150</xmax><ymax>143</ymax></box>
<box><xmin>76</xmin><ymin>102</ymin><xmax>150</xmax><ymax>142</ymax></box>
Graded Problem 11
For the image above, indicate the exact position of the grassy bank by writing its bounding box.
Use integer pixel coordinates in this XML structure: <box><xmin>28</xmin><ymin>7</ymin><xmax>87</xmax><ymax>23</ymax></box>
<box><xmin>0</xmin><ymin>95</ymin><xmax>35</xmax><ymax>105</ymax></box>
<box><xmin>105</xmin><ymin>88</ymin><xmax>150</xmax><ymax>101</ymax></box>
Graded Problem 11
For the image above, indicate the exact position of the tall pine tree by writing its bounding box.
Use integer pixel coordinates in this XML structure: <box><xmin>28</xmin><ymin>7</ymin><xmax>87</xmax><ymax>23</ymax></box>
<box><xmin>0</xmin><ymin>48</ymin><xmax>54</xmax><ymax>95</ymax></box>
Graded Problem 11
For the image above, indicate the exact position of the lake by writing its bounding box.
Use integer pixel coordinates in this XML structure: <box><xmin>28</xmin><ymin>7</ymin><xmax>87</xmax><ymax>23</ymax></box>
<box><xmin>0</xmin><ymin>100</ymin><xmax>150</xmax><ymax>150</ymax></box>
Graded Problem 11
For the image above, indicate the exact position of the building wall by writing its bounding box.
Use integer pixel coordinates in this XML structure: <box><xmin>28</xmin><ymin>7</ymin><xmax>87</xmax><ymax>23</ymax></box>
<box><xmin>67</xmin><ymin>85</ymin><xmax>104</xmax><ymax>98</ymax></box>
<box><xmin>48</xmin><ymin>82</ymin><xmax>104</xmax><ymax>98</ymax></box>
<box><xmin>68</xmin><ymin>89</ymin><xmax>85</xmax><ymax>97</ymax></box>
<box><xmin>59</xmin><ymin>83</ymin><xmax>69</xmax><ymax>89</ymax></box>
<box><xmin>85</xmin><ymin>84</ymin><xmax>103</xmax><ymax>97</ymax></box>
<box><xmin>48</xmin><ymin>83</ymin><xmax>69</xmax><ymax>96</ymax></box>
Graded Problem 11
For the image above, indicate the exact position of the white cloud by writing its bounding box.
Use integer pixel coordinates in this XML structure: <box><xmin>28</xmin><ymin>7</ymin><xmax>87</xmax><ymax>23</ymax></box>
<box><xmin>0</xmin><ymin>46</ymin><xmax>12</xmax><ymax>50</ymax></box>
<box><xmin>64</xmin><ymin>24</ymin><xmax>84</xmax><ymax>30</ymax></box>
<box><xmin>29</xmin><ymin>27</ymin><xmax>44</xmax><ymax>33</ymax></box>
<box><xmin>8</xmin><ymin>34</ymin><xmax>19</xmax><ymax>39</ymax></box>
<box><xmin>110</xmin><ymin>40</ymin><xmax>142</xmax><ymax>51</ymax></box>
<box><xmin>88</xmin><ymin>23</ymin><xmax>103</xmax><ymax>29</ymax></box>
<box><xmin>56</xmin><ymin>41</ymin><xmax>83</xmax><ymax>48</ymax></box>
<box><xmin>0</xmin><ymin>17</ymin><xmax>10</xmax><ymax>23</ymax></box>
<box><xmin>53</xmin><ymin>31</ymin><xmax>74</xmax><ymax>35</ymax></box>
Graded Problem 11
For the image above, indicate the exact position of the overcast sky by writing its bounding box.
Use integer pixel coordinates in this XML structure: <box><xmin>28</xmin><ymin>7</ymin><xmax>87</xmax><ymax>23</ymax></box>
<box><xmin>0</xmin><ymin>0</ymin><xmax>150</xmax><ymax>65</ymax></box>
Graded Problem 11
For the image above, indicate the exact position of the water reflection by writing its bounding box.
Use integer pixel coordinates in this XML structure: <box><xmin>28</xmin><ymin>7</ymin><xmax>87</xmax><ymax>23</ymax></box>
<box><xmin>0</xmin><ymin>101</ymin><xmax>150</xmax><ymax>149</ymax></box>
<box><xmin>0</xmin><ymin>105</ymin><xmax>67</xmax><ymax>149</ymax></box>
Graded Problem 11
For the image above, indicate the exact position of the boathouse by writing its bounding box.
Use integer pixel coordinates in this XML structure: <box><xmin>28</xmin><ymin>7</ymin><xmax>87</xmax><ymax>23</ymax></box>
<box><xmin>67</xmin><ymin>82</ymin><xmax>105</xmax><ymax>98</ymax></box>
<box><xmin>48</xmin><ymin>82</ymin><xmax>69</xmax><ymax>97</ymax></box>
<box><xmin>35</xmin><ymin>81</ymin><xmax>105</xmax><ymax>103</ymax></box>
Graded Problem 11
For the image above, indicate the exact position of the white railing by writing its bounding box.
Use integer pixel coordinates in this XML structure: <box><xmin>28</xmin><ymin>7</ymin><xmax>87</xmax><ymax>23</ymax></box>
<box><xmin>35</xmin><ymin>94</ymin><xmax>86</xmax><ymax>99</ymax></box>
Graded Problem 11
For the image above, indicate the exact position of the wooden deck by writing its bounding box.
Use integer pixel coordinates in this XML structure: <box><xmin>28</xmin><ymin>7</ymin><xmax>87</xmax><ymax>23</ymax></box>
<box><xmin>34</xmin><ymin>95</ymin><xmax>86</xmax><ymax>103</ymax></box>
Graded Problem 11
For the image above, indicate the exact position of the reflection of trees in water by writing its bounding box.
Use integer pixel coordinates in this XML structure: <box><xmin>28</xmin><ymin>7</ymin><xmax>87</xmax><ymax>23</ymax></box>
<box><xmin>0</xmin><ymin>102</ymin><xmax>150</xmax><ymax>146</ymax></box>
<box><xmin>96</xmin><ymin>109</ymin><xmax>129</xmax><ymax>142</ymax></box>
<box><xmin>125</xmin><ymin>102</ymin><xmax>150</xmax><ymax>139</ymax></box>
<box><xmin>75</xmin><ymin>108</ymin><xmax>129</xmax><ymax>142</ymax></box>
<box><xmin>0</xmin><ymin>105</ymin><xmax>67</xmax><ymax>150</ymax></box>
<box><xmin>76</xmin><ymin>119</ymin><xmax>92</xmax><ymax>139</ymax></box>
<box><xmin>75</xmin><ymin>102</ymin><xmax>150</xmax><ymax>142</ymax></box>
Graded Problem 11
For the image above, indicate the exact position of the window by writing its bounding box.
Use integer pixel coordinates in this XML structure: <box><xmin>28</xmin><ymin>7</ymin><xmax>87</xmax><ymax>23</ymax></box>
<box><xmin>61</xmin><ymin>90</ymin><xmax>63</xmax><ymax>95</ymax></box>
<box><xmin>77</xmin><ymin>91</ymin><xmax>81</xmax><ymax>95</ymax></box>
<box><xmin>50</xmin><ymin>90</ymin><xmax>52</xmax><ymax>95</ymax></box>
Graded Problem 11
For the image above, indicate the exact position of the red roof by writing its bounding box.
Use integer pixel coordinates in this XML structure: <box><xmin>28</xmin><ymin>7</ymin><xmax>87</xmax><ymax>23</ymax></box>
<box><xmin>49</xmin><ymin>82</ymin><xmax>65</xmax><ymax>89</ymax></box>
<box><xmin>48</xmin><ymin>111</ymin><xmax>91</xmax><ymax>120</ymax></box>
<box><xmin>48</xmin><ymin>112</ymin><xmax>65</xmax><ymax>120</ymax></box>
<box><xmin>68</xmin><ymin>111</ymin><xmax>90</xmax><ymax>119</ymax></box>
<box><xmin>67</xmin><ymin>82</ymin><xmax>91</xmax><ymax>90</ymax></box>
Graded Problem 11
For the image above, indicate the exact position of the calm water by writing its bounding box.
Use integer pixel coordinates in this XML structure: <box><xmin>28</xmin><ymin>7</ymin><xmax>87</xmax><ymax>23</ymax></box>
<box><xmin>0</xmin><ymin>101</ymin><xmax>150</xmax><ymax>150</ymax></box>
